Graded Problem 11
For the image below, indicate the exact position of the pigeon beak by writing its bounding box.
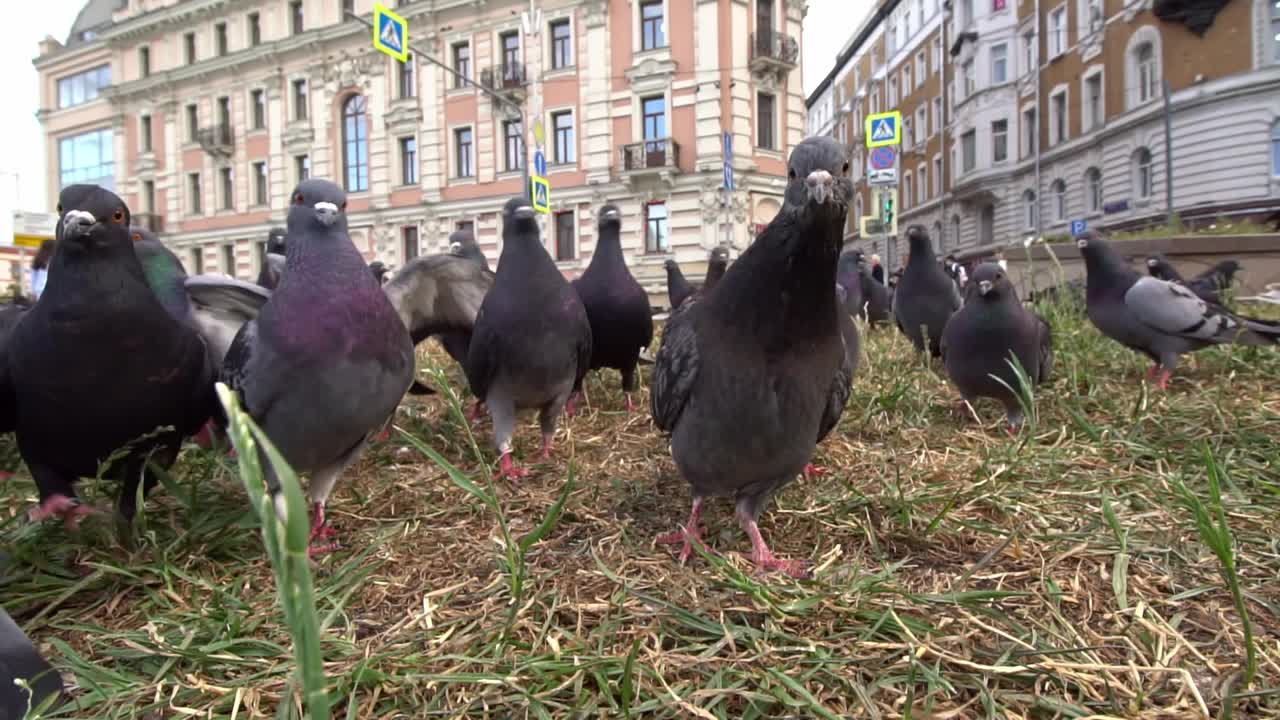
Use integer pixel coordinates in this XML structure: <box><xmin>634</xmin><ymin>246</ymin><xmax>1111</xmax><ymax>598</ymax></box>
<box><xmin>62</xmin><ymin>210</ymin><xmax>96</xmax><ymax>239</ymax></box>
<box><xmin>1146</xmin><ymin>259</ymin><xmax>1157</xmax><ymax>267</ymax></box>
<box><xmin>978</xmin><ymin>280</ymin><xmax>993</xmax><ymax>296</ymax></box>
<box><xmin>514</xmin><ymin>204</ymin><xmax>536</xmax><ymax>220</ymax></box>
<box><xmin>449</xmin><ymin>242</ymin><xmax>462</xmax><ymax>254</ymax></box>
<box><xmin>314</xmin><ymin>201</ymin><xmax>340</xmax><ymax>226</ymax></box>
<box><xmin>1075</xmin><ymin>238</ymin><xmax>1088</xmax><ymax>249</ymax></box>
<box><xmin>805</xmin><ymin>170</ymin><xmax>833</xmax><ymax>205</ymax></box>
<box><xmin>602</xmin><ymin>208</ymin><xmax>620</xmax><ymax>220</ymax></box>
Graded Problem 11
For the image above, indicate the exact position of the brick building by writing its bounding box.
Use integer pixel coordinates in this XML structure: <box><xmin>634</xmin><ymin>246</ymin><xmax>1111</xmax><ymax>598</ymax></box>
<box><xmin>36</xmin><ymin>0</ymin><xmax>808</xmax><ymax>306</ymax></box>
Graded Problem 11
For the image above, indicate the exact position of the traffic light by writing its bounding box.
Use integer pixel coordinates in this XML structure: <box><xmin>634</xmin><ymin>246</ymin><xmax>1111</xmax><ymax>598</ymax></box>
<box><xmin>870</xmin><ymin>187</ymin><xmax>898</xmax><ymax>236</ymax></box>
<box><xmin>882</xmin><ymin>194</ymin><xmax>895</xmax><ymax>229</ymax></box>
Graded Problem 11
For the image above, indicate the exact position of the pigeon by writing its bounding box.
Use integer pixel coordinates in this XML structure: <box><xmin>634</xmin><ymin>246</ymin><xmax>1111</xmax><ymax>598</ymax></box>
<box><xmin>805</xmin><ymin>282</ymin><xmax>861</xmax><ymax>478</ymax></box>
<box><xmin>369</xmin><ymin>261</ymin><xmax>389</xmax><ymax>285</ymax></box>
<box><xmin>1078</xmin><ymin>231</ymin><xmax>1280</xmax><ymax>388</ymax></box>
<box><xmin>1148</xmin><ymin>255</ymin><xmax>1242</xmax><ymax>306</ymax></box>
<box><xmin>650</xmin><ymin>135</ymin><xmax>850</xmax><ymax>577</ymax></box>
<box><xmin>702</xmin><ymin>245</ymin><xmax>730</xmax><ymax>293</ymax></box>
<box><xmin>570</xmin><ymin>203</ymin><xmax>654</xmax><ymax>412</ymax></box>
<box><xmin>0</xmin><ymin>185</ymin><xmax>215</xmax><ymax>527</ymax></box>
<box><xmin>1191</xmin><ymin>259</ymin><xmax>1241</xmax><ymax>294</ymax></box>
<box><xmin>449</xmin><ymin>229</ymin><xmax>492</xmax><ymax>272</ymax></box>
<box><xmin>0</xmin><ymin>606</ymin><xmax>63</xmax><ymax>718</ymax></box>
<box><xmin>892</xmin><ymin>225</ymin><xmax>962</xmax><ymax>356</ymax></box>
<box><xmin>221</xmin><ymin>179</ymin><xmax>414</xmax><ymax>554</ymax></box>
<box><xmin>941</xmin><ymin>263</ymin><xmax>1053</xmax><ymax>430</ymax></box>
<box><xmin>837</xmin><ymin>247</ymin><xmax>891</xmax><ymax>328</ymax></box>
<box><xmin>664</xmin><ymin>258</ymin><xmax>696</xmax><ymax>310</ymax></box>
<box><xmin>664</xmin><ymin>247</ymin><xmax>730</xmax><ymax>310</ymax></box>
<box><xmin>433</xmin><ymin>229</ymin><xmax>494</xmax><ymax>369</ymax></box>
<box><xmin>465</xmin><ymin>197</ymin><xmax>592</xmax><ymax>479</ymax></box>
<box><xmin>256</xmin><ymin>227</ymin><xmax>288</xmax><ymax>289</ymax></box>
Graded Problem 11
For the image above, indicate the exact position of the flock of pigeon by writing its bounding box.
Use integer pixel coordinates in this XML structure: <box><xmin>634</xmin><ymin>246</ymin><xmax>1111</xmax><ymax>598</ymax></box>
<box><xmin>0</xmin><ymin>134</ymin><xmax>1277</xmax><ymax>581</ymax></box>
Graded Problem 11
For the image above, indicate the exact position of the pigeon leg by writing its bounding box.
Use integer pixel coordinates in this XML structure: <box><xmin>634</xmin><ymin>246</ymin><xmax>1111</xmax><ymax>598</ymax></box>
<box><xmin>116</xmin><ymin>443</ymin><xmax>176</xmax><ymax>526</ymax></box>
<box><xmin>1146</xmin><ymin>364</ymin><xmax>1160</xmax><ymax>380</ymax></box>
<box><xmin>303</xmin><ymin>443</ymin><xmax>363</xmax><ymax>555</ymax></box>
<box><xmin>466</xmin><ymin>400</ymin><xmax>485</xmax><ymax>424</ymax></box>
<box><xmin>1155</xmin><ymin>369</ymin><xmax>1172</xmax><ymax>391</ymax></box>
<box><xmin>498</xmin><ymin>452</ymin><xmax>530</xmax><ymax>480</ymax></box>
<box><xmin>656</xmin><ymin>497</ymin><xmax>705</xmax><ymax>564</ymax></box>
<box><xmin>801</xmin><ymin>463</ymin><xmax>828</xmax><ymax>479</ymax></box>
<box><xmin>621</xmin><ymin>367</ymin><xmax>639</xmax><ymax>413</ymax></box>
<box><xmin>735</xmin><ymin>504</ymin><xmax>810</xmax><ymax>579</ymax></box>
<box><xmin>29</xmin><ymin>494</ymin><xmax>98</xmax><ymax>531</ymax></box>
<box><xmin>625</xmin><ymin>393</ymin><xmax>636</xmax><ymax>413</ymax></box>
<box><xmin>564</xmin><ymin>393</ymin><xmax>580</xmax><ymax>418</ymax></box>
<box><xmin>538</xmin><ymin>395</ymin><xmax>568</xmax><ymax>461</ymax></box>
<box><xmin>541</xmin><ymin>434</ymin><xmax>554</xmax><ymax>460</ymax></box>
<box><xmin>489</xmin><ymin>396</ymin><xmax>527</xmax><ymax>480</ymax></box>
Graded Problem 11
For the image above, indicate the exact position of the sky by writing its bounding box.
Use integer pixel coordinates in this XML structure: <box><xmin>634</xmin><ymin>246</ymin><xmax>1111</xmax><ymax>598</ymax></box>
<box><xmin>1</xmin><ymin>0</ymin><xmax>863</xmax><ymax>214</ymax></box>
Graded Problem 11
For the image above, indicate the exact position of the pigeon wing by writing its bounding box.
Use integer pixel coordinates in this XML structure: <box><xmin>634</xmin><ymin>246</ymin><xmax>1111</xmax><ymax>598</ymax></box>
<box><xmin>650</xmin><ymin>300</ymin><xmax>700</xmax><ymax>434</ymax></box>
<box><xmin>184</xmin><ymin>274</ymin><xmax>273</xmax><ymax>368</ymax></box>
<box><xmin>383</xmin><ymin>254</ymin><xmax>493</xmax><ymax>344</ymax></box>
<box><xmin>1124</xmin><ymin>276</ymin><xmax>1252</xmax><ymax>344</ymax></box>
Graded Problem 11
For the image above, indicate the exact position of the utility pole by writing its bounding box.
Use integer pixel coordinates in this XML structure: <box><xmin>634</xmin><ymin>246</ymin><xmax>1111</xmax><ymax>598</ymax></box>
<box><xmin>345</xmin><ymin>10</ymin><xmax>530</xmax><ymax>198</ymax></box>
<box><xmin>1162</xmin><ymin>79</ymin><xmax>1174</xmax><ymax>226</ymax></box>
<box><xmin>1032</xmin><ymin>0</ymin><xmax>1042</xmax><ymax>242</ymax></box>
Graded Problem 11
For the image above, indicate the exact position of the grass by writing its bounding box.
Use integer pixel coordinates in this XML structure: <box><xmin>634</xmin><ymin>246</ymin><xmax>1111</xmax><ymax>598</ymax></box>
<box><xmin>2</xmin><ymin>290</ymin><xmax>1280</xmax><ymax>718</ymax></box>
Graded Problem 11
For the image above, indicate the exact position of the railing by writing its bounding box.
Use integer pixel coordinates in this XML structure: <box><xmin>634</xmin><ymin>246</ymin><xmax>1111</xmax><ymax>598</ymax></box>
<box><xmin>750</xmin><ymin>30</ymin><xmax>799</xmax><ymax>65</ymax></box>
<box><xmin>480</xmin><ymin>62</ymin><xmax>528</xmax><ymax>91</ymax></box>
<box><xmin>132</xmin><ymin>213</ymin><xmax>164</xmax><ymax>233</ymax></box>
<box><xmin>197</xmin><ymin>125</ymin><xmax>234</xmax><ymax>157</ymax></box>
<box><xmin>620</xmin><ymin>138</ymin><xmax>680</xmax><ymax>172</ymax></box>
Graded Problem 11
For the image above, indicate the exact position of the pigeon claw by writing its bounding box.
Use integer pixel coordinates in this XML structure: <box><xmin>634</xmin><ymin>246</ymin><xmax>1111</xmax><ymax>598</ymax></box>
<box><xmin>29</xmin><ymin>494</ymin><xmax>98</xmax><ymax>531</ymax></box>
<box><xmin>498</xmin><ymin>453</ymin><xmax>530</xmax><ymax>481</ymax></box>
<box><xmin>1155</xmin><ymin>369</ymin><xmax>1171</xmax><ymax>391</ymax></box>
<box><xmin>466</xmin><ymin>401</ymin><xmax>486</xmax><ymax>424</ymax></box>
<box><xmin>656</xmin><ymin>526</ymin><xmax>704</xmax><ymax>565</ymax></box>
<box><xmin>741</xmin><ymin>516</ymin><xmax>811</xmax><ymax>579</ymax></box>
<box><xmin>624</xmin><ymin>393</ymin><xmax>636</xmax><ymax>413</ymax></box>
<box><xmin>801</xmin><ymin>463</ymin><xmax>828</xmax><ymax>479</ymax></box>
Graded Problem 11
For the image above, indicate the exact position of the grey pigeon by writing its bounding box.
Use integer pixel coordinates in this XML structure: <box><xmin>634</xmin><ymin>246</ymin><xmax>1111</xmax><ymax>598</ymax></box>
<box><xmin>941</xmin><ymin>263</ymin><xmax>1053</xmax><ymax>430</ymax></box>
<box><xmin>1146</xmin><ymin>254</ymin><xmax>1240</xmax><ymax>305</ymax></box>
<box><xmin>892</xmin><ymin>225</ymin><xmax>961</xmax><ymax>356</ymax></box>
<box><xmin>449</xmin><ymin>229</ymin><xmax>491</xmax><ymax>272</ymax></box>
<box><xmin>663</xmin><ymin>247</ymin><xmax>729</xmax><ymax>310</ymax></box>
<box><xmin>650</xmin><ymin>135</ymin><xmax>850</xmax><ymax>578</ymax></box>
<box><xmin>434</xmin><ymin>229</ymin><xmax>494</xmax><ymax>370</ymax></box>
<box><xmin>369</xmin><ymin>261</ymin><xmax>390</xmax><ymax>285</ymax></box>
<box><xmin>570</xmin><ymin>203</ymin><xmax>654</xmax><ymax>412</ymax></box>
<box><xmin>256</xmin><ymin>227</ymin><xmax>288</xmax><ymax>289</ymax></box>
<box><xmin>221</xmin><ymin>179</ymin><xmax>414</xmax><ymax>554</ymax></box>
<box><xmin>1079</xmin><ymin>231</ymin><xmax>1279</xmax><ymax>389</ymax></box>
<box><xmin>1</xmin><ymin>185</ymin><xmax>215</xmax><ymax>528</ymax></box>
<box><xmin>837</xmin><ymin>247</ymin><xmax>890</xmax><ymax>328</ymax></box>
<box><xmin>465</xmin><ymin>197</ymin><xmax>592</xmax><ymax>479</ymax></box>
<box><xmin>702</xmin><ymin>245</ymin><xmax>730</xmax><ymax>293</ymax></box>
<box><xmin>0</xmin><ymin>606</ymin><xmax>63</xmax><ymax>718</ymax></box>
<box><xmin>664</xmin><ymin>258</ymin><xmax>696</xmax><ymax>310</ymax></box>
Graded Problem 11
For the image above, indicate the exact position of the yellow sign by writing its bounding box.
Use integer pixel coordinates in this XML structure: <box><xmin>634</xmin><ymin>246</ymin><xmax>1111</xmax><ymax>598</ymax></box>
<box><xmin>13</xmin><ymin>235</ymin><xmax>49</xmax><ymax>249</ymax></box>
<box><xmin>530</xmin><ymin>175</ymin><xmax>551</xmax><ymax>214</ymax></box>
<box><xmin>372</xmin><ymin>3</ymin><xmax>410</xmax><ymax>63</ymax></box>
<box><xmin>865</xmin><ymin>110</ymin><xmax>902</xmax><ymax>149</ymax></box>
<box><xmin>532</xmin><ymin>120</ymin><xmax>546</xmax><ymax>147</ymax></box>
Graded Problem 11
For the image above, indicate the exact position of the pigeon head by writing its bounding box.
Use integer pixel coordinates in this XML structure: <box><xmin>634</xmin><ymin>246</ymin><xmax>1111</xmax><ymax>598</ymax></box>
<box><xmin>709</xmin><ymin>245</ymin><xmax>730</xmax><ymax>265</ymax></box>
<box><xmin>369</xmin><ymin>261</ymin><xmax>389</xmax><ymax>284</ymax></box>
<box><xmin>783</xmin><ymin>136</ymin><xmax>851</xmax><ymax>210</ymax></box>
<box><xmin>287</xmin><ymin>179</ymin><xmax>348</xmax><ymax>234</ymax></box>
<box><xmin>663</xmin><ymin>259</ymin><xmax>679</xmax><ymax>272</ymax></box>
<box><xmin>968</xmin><ymin>262</ymin><xmax>1014</xmax><ymax>301</ymax></box>
<box><xmin>502</xmin><ymin>196</ymin><xmax>538</xmax><ymax>233</ymax></box>
<box><xmin>597</xmin><ymin>203</ymin><xmax>622</xmax><ymax>231</ymax></box>
<box><xmin>56</xmin><ymin>184</ymin><xmax>132</xmax><ymax>253</ymax></box>
<box><xmin>448</xmin><ymin>229</ymin><xmax>485</xmax><ymax>266</ymax></box>
<box><xmin>266</xmin><ymin>227</ymin><xmax>287</xmax><ymax>255</ymax></box>
<box><xmin>904</xmin><ymin>225</ymin><xmax>936</xmax><ymax>259</ymax></box>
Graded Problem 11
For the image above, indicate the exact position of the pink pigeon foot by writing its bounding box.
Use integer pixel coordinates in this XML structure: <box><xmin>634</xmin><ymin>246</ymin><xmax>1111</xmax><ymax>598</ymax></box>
<box><xmin>498</xmin><ymin>452</ymin><xmax>530</xmax><ymax>480</ymax></box>
<box><xmin>541</xmin><ymin>434</ymin><xmax>555</xmax><ymax>461</ymax></box>
<box><xmin>466</xmin><ymin>401</ymin><xmax>485</xmax><ymax>424</ymax></box>
<box><xmin>656</xmin><ymin>498</ymin><xmax>705</xmax><ymax>564</ymax></box>
<box><xmin>1155</xmin><ymin>369</ymin><xmax>1171</xmax><ymax>391</ymax></box>
<box><xmin>802</xmin><ymin>463</ymin><xmax>828</xmax><ymax>479</ymax></box>
<box><xmin>29</xmin><ymin>494</ymin><xmax>99</xmax><ymax>531</ymax></box>
<box><xmin>192</xmin><ymin>422</ymin><xmax>216</xmax><ymax>450</ymax></box>
<box><xmin>625</xmin><ymin>393</ymin><xmax>636</xmax><ymax>413</ymax></box>
<box><xmin>740</xmin><ymin>514</ymin><xmax>810</xmax><ymax>579</ymax></box>
<box><xmin>565</xmin><ymin>394</ymin><xmax>580</xmax><ymax>418</ymax></box>
<box><xmin>307</xmin><ymin>503</ymin><xmax>340</xmax><ymax>556</ymax></box>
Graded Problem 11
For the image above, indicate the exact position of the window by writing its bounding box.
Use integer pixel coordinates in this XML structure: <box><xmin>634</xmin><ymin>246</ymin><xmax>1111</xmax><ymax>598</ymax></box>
<box><xmin>254</xmin><ymin>162</ymin><xmax>268</xmax><ymax>206</ymax></box>
<box><xmin>292</xmin><ymin>79</ymin><xmax>308</xmax><ymax>121</ymax></box>
<box><xmin>903</xmin><ymin>117</ymin><xmax>913</xmax><ymax>151</ymax></box>
<box><xmin>1134</xmin><ymin>147</ymin><xmax>1153</xmax><ymax>199</ymax></box>
<box><xmin>1273</xmin><ymin>121</ymin><xmax>1280</xmax><ymax>176</ymax></box>
<box><xmin>1085</xmin><ymin>0</ymin><xmax>1103</xmax><ymax>34</ymax></box>
<box><xmin>1050</xmin><ymin>89</ymin><xmax>1067</xmax><ymax>145</ymax></box>
<box><xmin>1023</xmin><ymin>30</ymin><xmax>1036</xmax><ymax>74</ymax></box>
<box><xmin>917</xmin><ymin>164</ymin><xmax>927</xmax><ymax>204</ymax></box>
<box><xmin>991</xmin><ymin>43</ymin><xmax>1008</xmax><ymax>84</ymax></box>
<box><xmin>399</xmin><ymin>54</ymin><xmax>416</xmax><ymax>98</ymax></box>
<box><xmin>223</xmin><ymin>245</ymin><xmax>236</xmax><ymax>278</ymax></box>
<box><xmin>554</xmin><ymin>211</ymin><xmax>575</xmax><ymax>261</ymax></box>
<box><xmin>500</xmin><ymin>32</ymin><xmax>520</xmax><ymax>78</ymax></box>
<box><xmin>215</xmin><ymin>22</ymin><xmax>228</xmax><ymax>56</ymax></box>
<box><xmin>455</xmin><ymin>127</ymin><xmax>474</xmax><ymax>177</ymax></box>
<box><xmin>962</xmin><ymin>60</ymin><xmax>975</xmax><ymax>97</ymax></box>
<box><xmin>903</xmin><ymin>66</ymin><xmax>912</xmax><ymax>95</ymax></box>
<box><xmin>888</xmin><ymin>75</ymin><xmax>897</xmax><ymax>106</ymax></box>
<box><xmin>757</xmin><ymin>93</ymin><xmax>775</xmax><ymax>150</ymax></box>
<box><xmin>402</xmin><ymin>226</ymin><xmax>419</xmax><ymax>261</ymax></box>
<box><xmin>1084</xmin><ymin>72</ymin><xmax>1103</xmax><ymax>131</ymax></box>
<box><xmin>550</xmin><ymin>19</ymin><xmax>572</xmax><ymax>69</ymax></box>
<box><xmin>645</xmin><ymin>202</ymin><xmax>669</xmax><ymax>252</ymax></box>
<box><xmin>184</xmin><ymin>32</ymin><xmax>196</xmax><ymax>64</ymax></box>
<box><xmin>248</xmin><ymin>12</ymin><xmax>261</xmax><ymax>46</ymax></box>
<box><xmin>343</xmin><ymin>95</ymin><xmax>369</xmax><ymax>192</ymax></box>
<box><xmin>251</xmin><ymin>89</ymin><xmax>266</xmax><ymax>129</ymax></box>
<box><xmin>552</xmin><ymin>110</ymin><xmax>575</xmax><ymax>163</ymax></box>
<box><xmin>915</xmin><ymin>106</ymin><xmax>927</xmax><ymax>144</ymax></box>
<box><xmin>641</xmin><ymin>0</ymin><xmax>666</xmax><ymax>50</ymax></box>
<box><xmin>290</xmin><ymin>1</ymin><xmax>304</xmax><ymax>34</ymax></box>
<box><xmin>186</xmin><ymin>103</ymin><xmax>199</xmax><ymax>142</ymax></box>
<box><xmin>933</xmin><ymin>155</ymin><xmax>943</xmax><ymax>195</ymax></box>
<box><xmin>142</xmin><ymin>180</ymin><xmax>155</xmax><ymax>212</ymax></box>
<box><xmin>503</xmin><ymin>120</ymin><xmax>525</xmax><ymax>171</ymax></box>
<box><xmin>457</xmin><ymin>220</ymin><xmax>475</xmax><ymax>235</ymax></box>
<box><xmin>1051</xmin><ymin>179</ymin><xmax>1067</xmax><ymax>221</ymax></box>
<box><xmin>887</xmin><ymin>22</ymin><xmax>896</xmax><ymax>54</ymax></box>
<box><xmin>58</xmin><ymin>128</ymin><xmax>114</xmax><ymax>189</ymax></box>
<box><xmin>56</xmin><ymin>65</ymin><xmax>110</xmax><ymax>109</ymax></box>
<box><xmin>933</xmin><ymin>97</ymin><xmax>942</xmax><ymax>136</ymax></box>
<box><xmin>400</xmin><ymin>136</ymin><xmax>417</xmax><ymax>185</ymax></box>
<box><xmin>932</xmin><ymin>36</ymin><xmax>942</xmax><ymax>73</ymax></box>
<box><xmin>188</xmin><ymin>172</ymin><xmax>202</xmax><ymax>214</ymax></box>
<box><xmin>452</xmin><ymin>42</ymin><xmax>471</xmax><ymax>88</ymax></box>
<box><xmin>220</xmin><ymin>167</ymin><xmax>234</xmax><ymax>210</ymax></box>
<box><xmin>952</xmin><ymin>215</ymin><xmax>961</xmax><ymax>247</ymax></box>
<box><xmin>1049</xmin><ymin>7</ymin><xmax>1066</xmax><ymax>57</ymax></box>
<box><xmin>643</xmin><ymin>96</ymin><xmax>667</xmax><ymax>142</ymax></box>
<box><xmin>295</xmin><ymin>154</ymin><xmax>310</xmax><ymax>183</ymax></box>
<box><xmin>992</xmin><ymin>119</ymin><xmax>1008</xmax><ymax>162</ymax></box>
<box><xmin>1023</xmin><ymin>189</ymin><xmax>1037</xmax><ymax>229</ymax></box>
<box><xmin>192</xmin><ymin>249</ymin><xmax>204</xmax><ymax>274</ymax></box>
<box><xmin>1273</xmin><ymin>0</ymin><xmax>1280</xmax><ymax>63</ymax></box>
<box><xmin>1022</xmin><ymin>107</ymin><xmax>1037</xmax><ymax>157</ymax></box>
<box><xmin>217</xmin><ymin>96</ymin><xmax>231</xmax><ymax>133</ymax></box>
<box><xmin>1136</xmin><ymin>43</ymin><xmax>1157</xmax><ymax>102</ymax></box>
<box><xmin>961</xmin><ymin>129</ymin><xmax>976</xmax><ymax>172</ymax></box>
<box><xmin>916</xmin><ymin>51</ymin><xmax>926</xmax><ymax>88</ymax></box>
<box><xmin>1085</xmin><ymin>167</ymin><xmax>1102</xmax><ymax>212</ymax></box>
<box><xmin>138</xmin><ymin>47</ymin><xmax>150</xmax><ymax>78</ymax></box>
<box><xmin>140</xmin><ymin>115</ymin><xmax>152</xmax><ymax>153</ymax></box>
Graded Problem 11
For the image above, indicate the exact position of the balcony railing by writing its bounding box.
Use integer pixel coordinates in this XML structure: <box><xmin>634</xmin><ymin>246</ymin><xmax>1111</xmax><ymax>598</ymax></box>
<box><xmin>620</xmin><ymin>138</ymin><xmax>680</xmax><ymax>173</ymax></box>
<box><xmin>196</xmin><ymin>125</ymin><xmax>234</xmax><ymax>158</ymax></box>
<box><xmin>480</xmin><ymin>62</ymin><xmax>528</xmax><ymax>92</ymax></box>
<box><xmin>132</xmin><ymin>213</ymin><xmax>164</xmax><ymax>233</ymax></box>
<box><xmin>750</xmin><ymin>30</ymin><xmax>799</xmax><ymax>67</ymax></box>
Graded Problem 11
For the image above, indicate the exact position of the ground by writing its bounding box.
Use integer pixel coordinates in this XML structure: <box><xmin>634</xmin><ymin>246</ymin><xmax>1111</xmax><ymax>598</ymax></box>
<box><xmin>1</xmin><ymin>295</ymin><xmax>1279</xmax><ymax>719</ymax></box>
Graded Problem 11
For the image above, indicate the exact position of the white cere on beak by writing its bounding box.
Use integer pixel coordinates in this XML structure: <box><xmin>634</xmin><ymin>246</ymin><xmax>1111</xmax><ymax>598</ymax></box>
<box><xmin>978</xmin><ymin>280</ymin><xmax>993</xmax><ymax>296</ymax></box>
<box><xmin>806</xmin><ymin>170</ymin><xmax>834</xmax><ymax>205</ymax></box>
<box><xmin>315</xmin><ymin>201</ymin><xmax>339</xmax><ymax>213</ymax></box>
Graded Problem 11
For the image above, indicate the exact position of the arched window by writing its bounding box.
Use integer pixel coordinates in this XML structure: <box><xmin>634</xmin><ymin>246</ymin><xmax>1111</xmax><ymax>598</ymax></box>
<box><xmin>1133</xmin><ymin>147</ymin><xmax>1153</xmax><ymax>199</ymax></box>
<box><xmin>1051</xmin><ymin>179</ymin><xmax>1067</xmax><ymax>222</ymax></box>
<box><xmin>1125</xmin><ymin>28</ymin><xmax>1161</xmax><ymax>109</ymax></box>
<box><xmin>1023</xmin><ymin>189</ymin><xmax>1037</xmax><ymax>230</ymax></box>
<box><xmin>342</xmin><ymin>94</ymin><xmax>369</xmax><ymax>192</ymax></box>
<box><xmin>933</xmin><ymin>221</ymin><xmax>943</xmax><ymax>250</ymax></box>
<box><xmin>1084</xmin><ymin>167</ymin><xmax>1102</xmax><ymax>213</ymax></box>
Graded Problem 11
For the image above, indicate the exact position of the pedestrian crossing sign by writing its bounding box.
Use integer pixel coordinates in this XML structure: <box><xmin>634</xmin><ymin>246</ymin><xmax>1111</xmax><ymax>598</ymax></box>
<box><xmin>373</xmin><ymin>3</ymin><xmax>409</xmax><ymax>62</ymax></box>
<box><xmin>531</xmin><ymin>175</ymin><xmax>551</xmax><ymax>214</ymax></box>
<box><xmin>865</xmin><ymin>111</ymin><xmax>902</xmax><ymax>148</ymax></box>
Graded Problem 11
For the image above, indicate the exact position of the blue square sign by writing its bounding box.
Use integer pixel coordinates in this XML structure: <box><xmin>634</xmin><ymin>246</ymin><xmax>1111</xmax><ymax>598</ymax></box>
<box><xmin>373</xmin><ymin>3</ymin><xmax>409</xmax><ymax>62</ymax></box>
<box><xmin>1070</xmin><ymin>219</ymin><xmax>1087</xmax><ymax>235</ymax></box>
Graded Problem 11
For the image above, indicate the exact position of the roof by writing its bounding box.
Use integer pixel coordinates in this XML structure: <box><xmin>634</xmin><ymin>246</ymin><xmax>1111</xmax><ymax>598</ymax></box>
<box><xmin>66</xmin><ymin>0</ymin><xmax>121</xmax><ymax>48</ymax></box>
<box><xmin>805</xmin><ymin>0</ymin><xmax>903</xmax><ymax>109</ymax></box>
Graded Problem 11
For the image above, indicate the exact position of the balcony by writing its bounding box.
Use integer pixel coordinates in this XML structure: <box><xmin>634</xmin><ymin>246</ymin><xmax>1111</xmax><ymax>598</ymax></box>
<box><xmin>619</xmin><ymin>139</ymin><xmax>680</xmax><ymax>189</ymax></box>
<box><xmin>479</xmin><ymin>62</ymin><xmax>528</xmax><ymax>102</ymax></box>
<box><xmin>749</xmin><ymin>30</ymin><xmax>799</xmax><ymax>79</ymax></box>
<box><xmin>196</xmin><ymin>125</ymin><xmax>234</xmax><ymax>159</ymax></box>
<box><xmin>132</xmin><ymin>213</ymin><xmax>164</xmax><ymax>233</ymax></box>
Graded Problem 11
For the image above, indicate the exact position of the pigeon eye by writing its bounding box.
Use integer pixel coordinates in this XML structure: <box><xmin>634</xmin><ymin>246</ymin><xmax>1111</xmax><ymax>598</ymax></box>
<box><xmin>842</xmin><ymin>162</ymin><xmax>849</xmax><ymax>175</ymax></box>
<box><xmin>788</xmin><ymin>168</ymin><xmax>797</xmax><ymax>180</ymax></box>
<box><xmin>131</xmin><ymin>232</ymin><xmax>142</xmax><ymax>241</ymax></box>
<box><xmin>340</xmin><ymin>201</ymin><xmax>348</xmax><ymax>211</ymax></box>
<box><xmin>294</xmin><ymin>193</ymin><xmax>305</xmax><ymax>205</ymax></box>
<box><xmin>112</xmin><ymin>209</ymin><xmax>125</xmax><ymax>223</ymax></box>
<box><xmin>55</xmin><ymin>203</ymin><xmax>62</xmax><ymax>213</ymax></box>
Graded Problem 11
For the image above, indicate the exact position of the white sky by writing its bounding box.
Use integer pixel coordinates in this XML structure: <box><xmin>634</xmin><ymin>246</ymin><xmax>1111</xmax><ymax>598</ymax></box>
<box><xmin>1</xmin><ymin>0</ymin><xmax>864</xmax><ymax>214</ymax></box>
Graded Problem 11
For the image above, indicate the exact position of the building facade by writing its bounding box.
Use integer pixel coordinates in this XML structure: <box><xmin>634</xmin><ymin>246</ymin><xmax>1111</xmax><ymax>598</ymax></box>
<box><xmin>808</xmin><ymin>0</ymin><xmax>1280</xmax><ymax>267</ymax></box>
<box><xmin>36</xmin><ymin>0</ymin><xmax>808</xmax><ymax>306</ymax></box>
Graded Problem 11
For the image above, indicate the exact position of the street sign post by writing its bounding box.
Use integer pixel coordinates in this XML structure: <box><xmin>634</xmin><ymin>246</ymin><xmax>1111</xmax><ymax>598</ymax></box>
<box><xmin>533</xmin><ymin>150</ymin><xmax>546</xmax><ymax>177</ymax></box>
<box><xmin>869</xmin><ymin>147</ymin><xmax>896</xmax><ymax>170</ymax></box>
<box><xmin>868</xmin><ymin>168</ymin><xmax>897</xmax><ymax>185</ymax></box>
<box><xmin>865</xmin><ymin>111</ymin><xmax>902</xmax><ymax>148</ymax></box>
<box><xmin>12</xmin><ymin>211</ymin><xmax>56</xmax><ymax>249</ymax></box>
<box><xmin>531</xmin><ymin>175</ymin><xmax>551</xmax><ymax>214</ymax></box>
<box><xmin>372</xmin><ymin>3</ymin><xmax>409</xmax><ymax>62</ymax></box>
<box><xmin>722</xmin><ymin>131</ymin><xmax>733</xmax><ymax>191</ymax></box>
<box><xmin>1070</xmin><ymin>219</ymin><xmax>1087</xmax><ymax>236</ymax></box>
